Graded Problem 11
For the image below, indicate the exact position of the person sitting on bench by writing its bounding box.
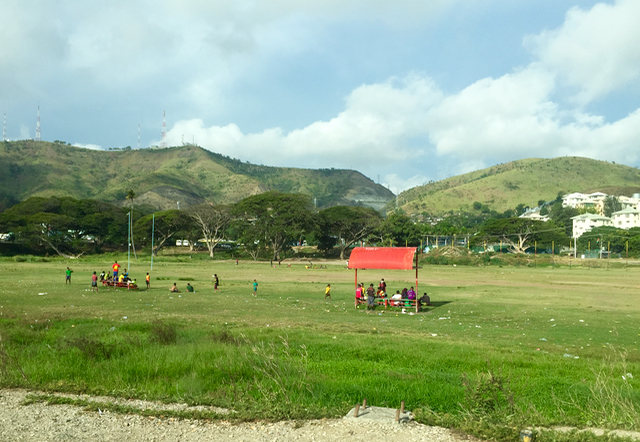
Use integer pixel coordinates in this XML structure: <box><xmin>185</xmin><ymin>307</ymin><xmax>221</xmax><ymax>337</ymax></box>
<box><xmin>391</xmin><ymin>290</ymin><xmax>402</xmax><ymax>305</ymax></box>
<box><xmin>419</xmin><ymin>293</ymin><xmax>431</xmax><ymax>306</ymax></box>
<box><xmin>355</xmin><ymin>283</ymin><xmax>364</xmax><ymax>302</ymax></box>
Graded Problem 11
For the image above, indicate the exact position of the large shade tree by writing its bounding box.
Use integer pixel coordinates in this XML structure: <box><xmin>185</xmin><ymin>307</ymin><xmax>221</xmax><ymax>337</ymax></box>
<box><xmin>134</xmin><ymin>210</ymin><xmax>188</xmax><ymax>257</ymax></box>
<box><xmin>232</xmin><ymin>192</ymin><xmax>314</xmax><ymax>261</ymax></box>
<box><xmin>318</xmin><ymin>205</ymin><xmax>382</xmax><ymax>259</ymax></box>
<box><xmin>473</xmin><ymin>217</ymin><xmax>567</xmax><ymax>254</ymax></box>
<box><xmin>189</xmin><ymin>204</ymin><xmax>231</xmax><ymax>257</ymax></box>
<box><xmin>0</xmin><ymin>196</ymin><xmax>128</xmax><ymax>256</ymax></box>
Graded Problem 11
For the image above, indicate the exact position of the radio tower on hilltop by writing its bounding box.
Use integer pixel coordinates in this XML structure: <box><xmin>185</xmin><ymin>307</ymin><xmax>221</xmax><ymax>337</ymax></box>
<box><xmin>35</xmin><ymin>106</ymin><xmax>41</xmax><ymax>141</ymax></box>
<box><xmin>3</xmin><ymin>114</ymin><xmax>6</xmax><ymax>142</ymax></box>
<box><xmin>137</xmin><ymin>123</ymin><xmax>141</xmax><ymax>149</ymax></box>
<box><xmin>160</xmin><ymin>111</ymin><xmax>167</xmax><ymax>148</ymax></box>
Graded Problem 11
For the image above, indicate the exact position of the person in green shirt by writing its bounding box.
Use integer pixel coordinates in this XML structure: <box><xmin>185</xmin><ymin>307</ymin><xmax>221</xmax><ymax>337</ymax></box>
<box><xmin>252</xmin><ymin>279</ymin><xmax>258</xmax><ymax>297</ymax></box>
<box><xmin>65</xmin><ymin>267</ymin><xmax>73</xmax><ymax>285</ymax></box>
<box><xmin>186</xmin><ymin>283</ymin><xmax>194</xmax><ymax>292</ymax></box>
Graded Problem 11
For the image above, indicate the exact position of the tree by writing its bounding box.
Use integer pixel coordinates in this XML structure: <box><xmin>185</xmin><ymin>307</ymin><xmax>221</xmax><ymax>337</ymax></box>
<box><xmin>515</xmin><ymin>203</ymin><xmax>528</xmax><ymax>216</ymax></box>
<box><xmin>473</xmin><ymin>217</ymin><xmax>567</xmax><ymax>254</ymax></box>
<box><xmin>234</xmin><ymin>219</ymin><xmax>267</xmax><ymax>260</ymax></box>
<box><xmin>375</xmin><ymin>213</ymin><xmax>425</xmax><ymax>247</ymax></box>
<box><xmin>232</xmin><ymin>192</ymin><xmax>314</xmax><ymax>261</ymax></box>
<box><xmin>548</xmin><ymin>202</ymin><xmax>579</xmax><ymax>237</ymax></box>
<box><xmin>0</xmin><ymin>196</ymin><xmax>129</xmax><ymax>256</ymax></box>
<box><xmin>318</xmin><ymin>205</ymin><xmax>382</xmax><ymax>259</ymax></box>
<box><xmin>134</xmin><ymin>210</ymin><xmax>188</xmax><ymax>256</ymax></box>
<box><xmin>189</xmin><ymin>204</ymin><xmax>231</xmax><ymax>257</ymax></box>
<box><xmin>603</xmin><ymin>195</ymin><xmax>622</xmax><ymax>217</ymax></box>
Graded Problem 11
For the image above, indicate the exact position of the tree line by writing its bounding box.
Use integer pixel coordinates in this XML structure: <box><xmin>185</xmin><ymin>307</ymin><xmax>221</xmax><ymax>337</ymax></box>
<box><xmin>3</xmin><ymin>192</ymin><xmax>640</xmax><ymax>259</ymax></box>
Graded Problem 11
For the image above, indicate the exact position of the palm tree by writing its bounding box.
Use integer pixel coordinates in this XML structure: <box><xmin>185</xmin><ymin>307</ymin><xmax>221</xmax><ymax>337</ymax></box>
<box><xmin>126</xmin><ymin>189</ymin><xmax>138</xmax><ymax>259</ymax></box>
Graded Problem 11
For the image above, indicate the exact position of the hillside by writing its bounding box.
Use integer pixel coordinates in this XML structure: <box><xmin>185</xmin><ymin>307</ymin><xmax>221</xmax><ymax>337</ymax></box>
<box><xmin>393</xmin><ymin>157</ymin><xmax>640</xmax><ymax>216</ymax></box>
<box><xmin>0</xmin><ymin>141</ymin><xmax>394</xmax><ymax>211</ymax></box>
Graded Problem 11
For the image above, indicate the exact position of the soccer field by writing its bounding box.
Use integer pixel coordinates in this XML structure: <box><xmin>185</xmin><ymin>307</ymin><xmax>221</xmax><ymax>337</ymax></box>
<box><xmin>1</xmin><ymin>257</ymin><xmax>640</xmax><ymax>437</ymax></box>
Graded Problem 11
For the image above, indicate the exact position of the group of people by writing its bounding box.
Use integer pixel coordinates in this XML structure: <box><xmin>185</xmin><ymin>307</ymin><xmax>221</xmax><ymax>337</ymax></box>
<box><xmin>355</xmin><ymin>278</ymin><xmax>431</xmax><ymax>310</ymax></box>
<box><xmin>170</xmin><ymin>282</ymin><xmax>194</xmax><ymax>293</ymax></box>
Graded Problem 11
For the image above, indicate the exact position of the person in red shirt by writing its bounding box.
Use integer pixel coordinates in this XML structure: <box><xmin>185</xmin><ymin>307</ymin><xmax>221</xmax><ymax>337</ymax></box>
<box><xmin>112</xmin><ymin>261</ymin><xmax>120</xmax><ymax>281</ymax></box>
<box><xmin>146</xmin><ymin>273</ymin><xmax>150</xmax><ymax>289</ymax></box>
<box><xmin>91</xmin><ymin>271</ymin><xmax>98</xmax><ymax>293</ymax></box>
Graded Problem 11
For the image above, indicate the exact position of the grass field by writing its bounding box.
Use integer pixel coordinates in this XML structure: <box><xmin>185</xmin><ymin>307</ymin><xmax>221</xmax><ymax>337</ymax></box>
<box><xmin>1</xmin><ymin>255</ymin><xmax>640</xmax><ymax>440</ymax></box>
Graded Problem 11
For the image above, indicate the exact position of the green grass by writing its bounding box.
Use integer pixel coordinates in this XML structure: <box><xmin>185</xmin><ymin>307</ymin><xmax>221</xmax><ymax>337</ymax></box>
<box><xmin>1</xmin><ymin>255</ymin><xmax>640</xmax><ymax>440</ymax></box>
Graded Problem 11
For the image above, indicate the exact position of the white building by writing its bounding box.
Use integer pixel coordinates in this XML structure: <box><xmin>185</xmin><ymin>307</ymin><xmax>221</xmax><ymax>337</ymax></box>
<box><xmin>562</xmin><ymin>192</ymin><xmax>588</xmax><ymax>208</ymax></box>
<box><xmin>571</xmin><ymin>213</ymin><xmax>613</xmax><ymax>238</ymax></box>
<box><xmin>618</xmin><ymin>195</ymin><xmax>640</xmax><ymax>210</ymax></box>
<box><xmin>611</xmin><ymin>207</ymin><xmax>640</xmax><ymax>229</ymax></box>
<box><xmin>519</xmin><ymin>208</ymin><xmax>549</xmax><ymax>222</ymax></box>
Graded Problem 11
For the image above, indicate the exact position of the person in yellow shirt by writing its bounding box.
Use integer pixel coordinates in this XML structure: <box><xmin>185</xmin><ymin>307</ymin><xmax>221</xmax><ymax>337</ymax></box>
<box><xmin>119</xmin><ymin>273</ymin><xmax>125</xmax><ymax>283</ymax></box>
<box><xmin>324</xmin><ymin>284</ymin><xmax>331</xmax><ymax>303</ymax></box>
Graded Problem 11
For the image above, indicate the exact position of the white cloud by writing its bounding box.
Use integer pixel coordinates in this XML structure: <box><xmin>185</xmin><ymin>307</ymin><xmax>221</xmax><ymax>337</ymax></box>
<box><xmin>382</xmin><ymin>174</ymin><xmax>430</xmax><ymax>195</ymax></box>
<box><xmin>420</xmin><ymin>0</ymin><xmax>640</xmax><ymax>171</ymax></box>
<box><xmin>426</xmin><ymin>65</ymin><xmax>558</xmax><ymax>156</ymax></box>
<box><xmin>525</xmin><ymin>0</ymin><xmax>640</xmax><ymax>104</ymax></box>
<box><xmin>166</xmin><ymin>74</ymin><xmax>443</xmax><ymax>173</ymax></box>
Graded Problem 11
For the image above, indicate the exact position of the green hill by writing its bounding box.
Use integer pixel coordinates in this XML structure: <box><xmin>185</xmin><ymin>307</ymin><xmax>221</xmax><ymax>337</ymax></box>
<box><xmin>0</xmin><ymin>141</ymin><xmax>394</xmax><ymax>211</ymax></box>
<box><xmin>393</xmin><ymin>157</ymin><xmax>640</xmax><ymax>216</ymax></box>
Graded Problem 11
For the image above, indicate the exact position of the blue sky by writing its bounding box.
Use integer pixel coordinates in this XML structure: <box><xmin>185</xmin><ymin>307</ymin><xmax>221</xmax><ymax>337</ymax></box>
<box><xmin>2</xmin><ymin>0</ymin><xmax>640</xmax><ymax>194</ymax></box>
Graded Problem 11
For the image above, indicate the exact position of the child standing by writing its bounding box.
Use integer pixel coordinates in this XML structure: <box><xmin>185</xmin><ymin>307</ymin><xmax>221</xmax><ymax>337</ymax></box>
<box><xmin>145</xmin><ymin>273</ymin><xmax>150</xmax><ymax>289</ymax></box>
<box><xmin>91</xmin><ymin>271</ymin><xmax>98</xmax><ymax>292</ymax></box>
<box><xmin>252</xmin><ymin>279</ymin><xmax>258</xmax><ymax>297</ymax></box>
<box><xmin>65</xmin><ymin>267</ymin><xmax>73</xmax><ymax>284</ymax></box>
<box><xmin>213</xmin><ymin>274</ymin><xmax>220</xmax><ymax>292</ymax></box>
<box><xmin>324</xmin><ymin>284</ymin><xmax>331</xmax><ymax>303</ymax></box>
<box><xmin>112</xmin><ymin>261</ymin><xmax>120</xmax><ymax>281</ymax></box>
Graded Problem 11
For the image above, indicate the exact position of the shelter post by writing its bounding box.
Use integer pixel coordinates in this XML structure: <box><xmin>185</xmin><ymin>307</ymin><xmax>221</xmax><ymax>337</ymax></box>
<box><xmin>415</xmin><ymin>249</ymin><xmax>419</xmax><ymax>313</ymax></box>
<box><xmin>354</xmin><ymin>268</ymin><xmax>358</xmax><ymax>309</ymax></box>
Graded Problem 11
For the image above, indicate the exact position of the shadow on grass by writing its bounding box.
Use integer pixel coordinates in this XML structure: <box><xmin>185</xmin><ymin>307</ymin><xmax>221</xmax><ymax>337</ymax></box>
<box><xmin>425</xmin><ymin>301</ymin><xmax>452</xmax><ymax>311</ymax></box>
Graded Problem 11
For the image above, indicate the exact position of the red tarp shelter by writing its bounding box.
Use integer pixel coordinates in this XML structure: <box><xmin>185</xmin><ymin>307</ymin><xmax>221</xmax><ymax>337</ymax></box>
<box><xmin>348</xmin><ymin>247</ymin><xmax>419</xmax><ymax>311</ymax></box>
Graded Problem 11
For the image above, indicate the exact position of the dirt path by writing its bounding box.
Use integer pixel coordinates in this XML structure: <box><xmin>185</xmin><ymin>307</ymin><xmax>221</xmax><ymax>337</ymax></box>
<box><xmin>0</xmin><ymin>389</ymin><xmax>479</xmax><ymax>442</ymax></box>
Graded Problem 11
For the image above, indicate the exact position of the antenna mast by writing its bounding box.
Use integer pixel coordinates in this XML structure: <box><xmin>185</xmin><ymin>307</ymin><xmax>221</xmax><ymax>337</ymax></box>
<box><xmin>160</xmin><ymin>111</ymin><xmax>167</xmax><ymax>148</ymax></box>
<box><xmin>3</xmin><ymin>113</ymin><xmax>6</xmax><ymax>142</ymax></box>
<box><xmin>137</xmin><ymin>123</ymin><xmax>141</xmax><ymax>149</ymax></box>
<box><xmin>35</xmin><ymin>106</ymin><xmax>41</xmax><ymax>141</ymax></box>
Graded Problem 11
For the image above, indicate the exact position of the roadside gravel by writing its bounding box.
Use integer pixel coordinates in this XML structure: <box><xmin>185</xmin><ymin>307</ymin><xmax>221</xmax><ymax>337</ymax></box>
<box><xmin>0</xmin><ymin>389</ymin><xmax>478</xmax><ymax>442</ymax></box>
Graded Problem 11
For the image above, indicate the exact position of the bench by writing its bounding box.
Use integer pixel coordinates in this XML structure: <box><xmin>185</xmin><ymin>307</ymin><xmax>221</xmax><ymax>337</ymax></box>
<box><xmin>102</xmin><ymin>281</ymin><xmax>139</xmax><ymax>290</ymax></box>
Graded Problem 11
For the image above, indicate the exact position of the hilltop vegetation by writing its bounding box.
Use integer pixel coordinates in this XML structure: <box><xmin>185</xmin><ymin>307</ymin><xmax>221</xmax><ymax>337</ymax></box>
<box><xmin>394</xmin><ymin>157</ymin><xmax>640</xmax><ymax>217</ymax></box>
<box><xmin>0</xmin><ymin>141</ymin><xmax>393</xmax><ymax>212</ymax></box>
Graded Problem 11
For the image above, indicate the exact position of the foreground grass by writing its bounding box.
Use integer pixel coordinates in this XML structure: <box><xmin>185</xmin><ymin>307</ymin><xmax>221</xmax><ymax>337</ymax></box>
<box><xmin>1</xmin><ymin>255</ymin><xmax>640</xmax><ymax>440</ymax></box>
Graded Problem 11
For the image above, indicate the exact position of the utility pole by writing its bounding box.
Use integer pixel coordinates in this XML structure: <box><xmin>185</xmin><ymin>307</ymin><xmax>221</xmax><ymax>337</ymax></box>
<box><xmin>35</xmin><ymin>105</ymin><xmax>41</xmax><ymax>141</ymax></box>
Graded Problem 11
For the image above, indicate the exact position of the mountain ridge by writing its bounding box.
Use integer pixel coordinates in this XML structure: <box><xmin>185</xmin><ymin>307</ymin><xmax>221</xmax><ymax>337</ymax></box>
<box><xmin>0</xmin><ymin>141</ymin><xmax>394</xmax><ymax>211</ymax></box>
<box><xmin>393</xmin><ymin>156</ymin><xmax>640</xmax><ymax>216</ymax></box>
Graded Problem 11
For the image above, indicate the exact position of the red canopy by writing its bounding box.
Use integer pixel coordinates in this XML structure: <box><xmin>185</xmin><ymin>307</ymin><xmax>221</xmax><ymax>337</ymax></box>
<box><xmin>348</xmin><ymin>247</ymin><xmax>416</xmax><ymax>270</ymax></box>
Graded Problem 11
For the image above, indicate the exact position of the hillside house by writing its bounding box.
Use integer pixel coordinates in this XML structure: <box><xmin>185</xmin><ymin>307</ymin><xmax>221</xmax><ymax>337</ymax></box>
<box><xmin>611</xmin><ymin>207</ymin><xmax>640</xmax><ymax>229</ymax></box>
<box><xmin>571</xmin><ymin>213</ymin><xmax>613</xmax><ymax>238</ymax></box>
<box><xmin>563</xmin><ymin>192</ymin><xmax>607</xmax><ymax>215</ymax></box>
<box><xmin>618</xmin><ymin>195</ymin><xmax>640</xmax><ymax>210</ymax></box>
<box><xmin>519</xmin><ymin>207</ymin><xmax>549</xmax><ymax>221</ymax></box>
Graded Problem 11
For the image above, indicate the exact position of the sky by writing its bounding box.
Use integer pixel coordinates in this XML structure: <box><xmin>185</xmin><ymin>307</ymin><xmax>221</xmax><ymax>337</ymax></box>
<box><xmin>2</xmin><ymin>0</ymin><xmax>640</xmax><ymax>194</ymax></box>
